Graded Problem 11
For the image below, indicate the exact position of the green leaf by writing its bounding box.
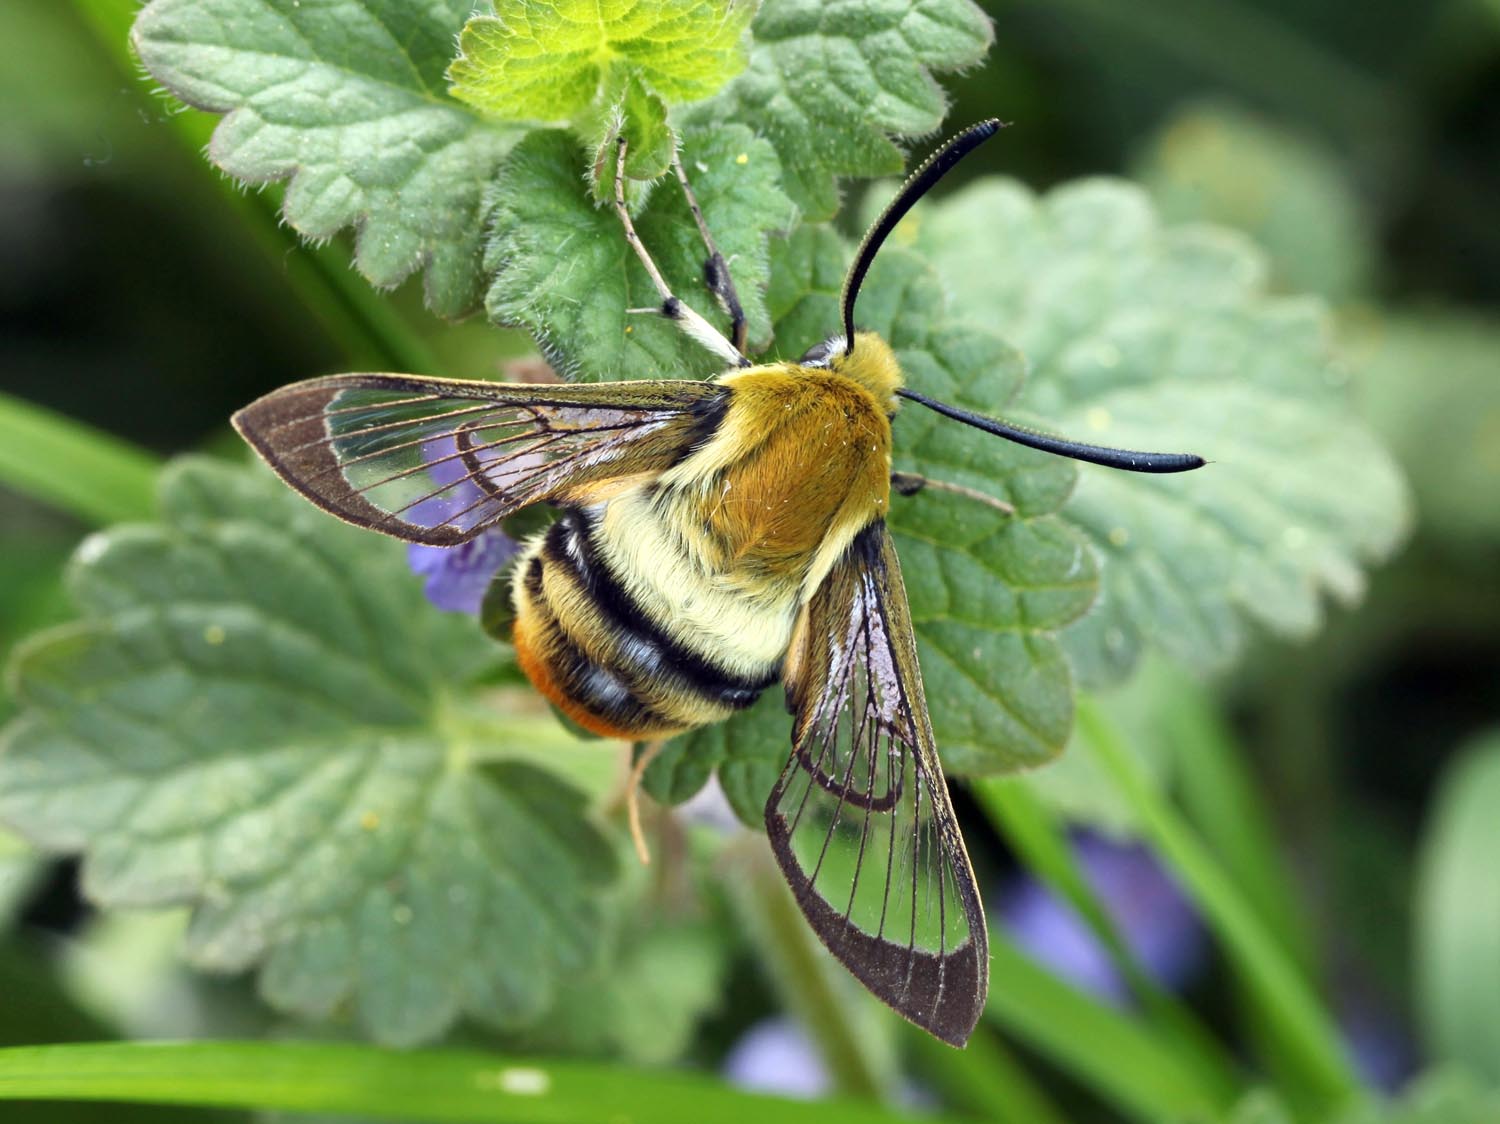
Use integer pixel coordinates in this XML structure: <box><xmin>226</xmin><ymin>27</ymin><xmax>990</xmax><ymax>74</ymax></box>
<box><xmin>647</xmin><ymin>225</ymin><xmax>1098</xmax><ymax>819</ymax></box>
<box><xmin>1134</xmin><ymin>102</ymin><xmax>1374</xmax><ymax>301</ymax></box>
<box><xmin>974</xmin><ymin>776</ymin><xmax>1243</xmax><ymax>1106</ymax></box>
<box><xmin>0</xmin><ymin>391</ymin><xmax>159</xmax><ymax>526</ymax></box>
<box><xmin>902</xmin><ymin>1025</ymin><xmax>1070</xmax><ymax>1124</ymax></box>
<box><xmin>1023</xmin><ymin>678</ymin><xmax>1171</xmax><ymax>833</ymax></box>
<box><xmin>773</xmin><ymin>228</ymin><xmax>1096</xmax><ymax>774</ymax></box>
<box><xmin>645</xmin><ymin>691</ymin><xmax>788</xmax><ymax>827</ymax></box>
<box><xmin>449</xmin><ymin>0</ymin><xmax>753</xmax><ymax>121</ymax></box>
<box><xmin>1157</xmin><ymin>668</ymin><xmax>1312</xmax><ymax>973</ymax></box>
<box><xmin>894</xmin><ymin>178</ymin><xmax>1410</xmax><ymax>684</ymax></box>
<box><xmin>0</xmin><ymin>1040</ymin><xmax>969</xmax><ymax>1124</ymax></box>
<box><xmin>0</xmin><ymin>459</ymin><xmax>617</xmax><ymax>1047</ymax></box>
<box><xmin>1415</xmin><ymin>731</ymin><xmax>1500</xmax><ymax>1085</ymax></box>
<box><xmin>690</xmin><ymin>0</ymin><xmax>994</xmax><ymax>219</ymax></box>
<box><xmin>131</xmin><ymin>0</ymin><xmax>518</xmax><ymax>317</ymax></box>
<box><xmin>485</xmin><ymin>125</ymin><xmax>796</xmax><ymax>380</ymax></box>
<box><xmin>606</xmin><ymin>75</ymin><xmax>676</xmax><ymax>182</ymax></box>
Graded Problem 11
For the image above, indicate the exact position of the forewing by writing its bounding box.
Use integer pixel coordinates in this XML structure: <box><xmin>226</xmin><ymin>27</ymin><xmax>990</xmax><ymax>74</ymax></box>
<box><xmin>233</xmin><ymin>373</ymin><xmax>726</xmax><ymax>545</ymax></box>
<box><xmin>770</xmin><ymin>521</ymin><xmax>989</xmax><ymax>1046</ymax></box>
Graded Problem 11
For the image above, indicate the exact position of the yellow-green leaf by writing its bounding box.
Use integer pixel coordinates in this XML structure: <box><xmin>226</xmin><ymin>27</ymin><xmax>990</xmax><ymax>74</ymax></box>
<box><xmin>449</xmin><ymin>0</ymin><xmax>755</xmax><ymax>121</ymax></box>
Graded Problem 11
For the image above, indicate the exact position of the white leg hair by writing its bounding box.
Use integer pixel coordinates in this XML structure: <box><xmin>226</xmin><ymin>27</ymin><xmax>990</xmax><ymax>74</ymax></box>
<box><xmin>612</xmin><ymin>136</ymin><xmax>749</xmax><ymax>370</ymax></box>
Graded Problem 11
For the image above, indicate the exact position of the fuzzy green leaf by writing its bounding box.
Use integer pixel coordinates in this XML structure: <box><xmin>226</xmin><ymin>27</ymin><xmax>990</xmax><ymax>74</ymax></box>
<box><xmin>872</xmin><ymin>252</ymin><xmax>1095</xmax><ymax>775</ymax></box>
<box><xmin>690</xmin><ymin>0</ymin><xmax>994</xmax><ymax>218</ymax></box>
<box><xmin>894</xmin><ymin>179</ymin><xmax>1410</xmax><ymax>684</ymax></box>
<box><xmin>647</xmin><ymin>225</ymin><xmax>1096</xmax><ymax>821</ymax></box>
<box><xmin>449</xmin><ymin>0</ymin><xmax>754</xmax><ymax>121</ymax></box>
<box><xmin>608</xmin><ymin>75</ymin><xmax>676</xmax><ymax>182</ymax></box>
<box><xmin>0</xmin><ymin>460</ymin><xmax>617</xmax><ymax>1047</ymax></box>
<box><xmin>486</xmin><ymin>126</ymin><xmax>796</xmax><ymax>379</ymax></box>
<box><xmin>645</xmin><ymin>691</ymin><xmax>789</xmax><ymax>826</ymax></box>
<box><xmin>131</xmin><ymin>0</ymin><xmax>518</xmax><ymax>317</ymax></box>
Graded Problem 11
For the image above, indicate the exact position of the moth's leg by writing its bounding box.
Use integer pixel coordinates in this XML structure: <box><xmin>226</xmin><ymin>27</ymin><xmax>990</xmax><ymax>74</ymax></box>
<box><xmin>625</xmin><ymin>739</ymin><xmax>667</xmax><ymax>865</ymax></box>
<box><xmin>613</xmin><ymin>137</ymin><xmax>749</xmax><ymax>369</ymax></box>
<box><xmin>891</xmin><ymin>472</ymin><xmax>1016</xmax><ymax>516</ymax></box>
<box><xmin>672</xmin><ymin>152</ymin><xmax>747</xmax><ymax>355</ymax></box>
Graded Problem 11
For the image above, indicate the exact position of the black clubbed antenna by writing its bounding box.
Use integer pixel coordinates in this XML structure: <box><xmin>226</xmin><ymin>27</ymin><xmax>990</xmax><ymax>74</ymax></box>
<box><xmin>841</xmin><ymin>119</ymin><xmax>1005</xmax><ymax>356</ymax></box>
<box><xmin>897</xmin><ymin>388</ymin><xmax>1205</xmax><ymax>473</ymax></box>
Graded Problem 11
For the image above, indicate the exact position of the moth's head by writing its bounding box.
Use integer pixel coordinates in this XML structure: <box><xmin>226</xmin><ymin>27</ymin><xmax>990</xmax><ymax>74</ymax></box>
<box><xmin>804</xmin><ymin>332</ymin><xmax>902</xmax><ymax>407</ymax></box>
<box><xmin>822</xmin><ymin>119</ymin><xmax>1206</xmax><ymax>478</ymax></box>
<box><xmin>837</xmin><ymin>119</ymin><xmax>1002</xmax><ymax>361</ymax></box>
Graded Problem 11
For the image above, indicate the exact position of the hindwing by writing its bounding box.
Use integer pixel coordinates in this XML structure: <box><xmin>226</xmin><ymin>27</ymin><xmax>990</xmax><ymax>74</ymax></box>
<box><xmin>770</xmin><ymin>520</ymin><xmax>988</xmax><ymax>1046</ymax></box>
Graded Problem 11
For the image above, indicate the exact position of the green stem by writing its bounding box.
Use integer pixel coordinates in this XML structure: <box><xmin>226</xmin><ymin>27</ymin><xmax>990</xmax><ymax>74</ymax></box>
<box><xmin>1164</xmin><ymin>677</ymin><xmax>1314</xmax><ymax>973</ymax></box>
<box><xmin>974</xmin><ymin>777</ymin><xmax>1244</xmax><ymax>1106</ymax></box>
<box><xmin>983</xmin><ymin>931</ymin><xmax>1230</xmax><ymax>1122</ymax></box>
<box><xmin>721</xmin><ymin>836</ymin><xmax>891</xmax><ymax>1103</ymax></box>
<box><xmin>68</xmin><ymin>0</ymin><xmax>442</xmax><ymax>375</ymax></box>
<box><xmin>1077</xmin><ymin>698</ymin><xmax>1362</xmax><ymax>1117</ymax></box>
<box><xmin>0</xmin><ymin>392</ymin><xmax>160</xmax><ymax>524</ymax></box>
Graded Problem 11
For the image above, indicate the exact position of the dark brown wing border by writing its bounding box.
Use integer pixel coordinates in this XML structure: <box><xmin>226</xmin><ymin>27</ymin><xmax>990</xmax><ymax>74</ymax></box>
<box><xmin>768</xmin><ymin>520</ymin><xmax>989</xmax><ymax>1046</ymax></box>
<box><xmin>233</xmin><ymin>373</ymin><xmax>727</xmax><ymax>545</ymax></box>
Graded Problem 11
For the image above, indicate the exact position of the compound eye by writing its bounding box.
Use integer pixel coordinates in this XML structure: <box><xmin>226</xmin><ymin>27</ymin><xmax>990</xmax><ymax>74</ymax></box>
<box><xmin>796</xmin><ymin>336</ymin><xmax>843</xmax><ymax>369</ymax></box>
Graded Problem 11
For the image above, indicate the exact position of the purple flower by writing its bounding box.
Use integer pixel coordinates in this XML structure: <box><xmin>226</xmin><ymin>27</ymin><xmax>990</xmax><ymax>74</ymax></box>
<box><xmin>722</xmin><ymin>1017</ymin><xmax>831</xmax><ymax>1099</ymax></box>
<box><xmin>1340</xmin><ymin>992</ymin><xmax>1417</xmax><ymax>1094</ymax></box>
<box><xmin>401</xmin><ymin>436</ymin><xmax>520</xmax><ymax>614</ymax></box>
<box><xmin>1001</xmin><ymin>830</ymin><xmax>1206</xmax><ymax>1006</ymax></box>
<box><xmin>407</xmin><ymin>532</ymin><xmax>517</xmax><ymax>615</ymax></box>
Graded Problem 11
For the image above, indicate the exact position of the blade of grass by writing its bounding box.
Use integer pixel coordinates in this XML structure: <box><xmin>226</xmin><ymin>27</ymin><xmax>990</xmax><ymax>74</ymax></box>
<box><xmin>983</xmin><ymin>930</ymin><xmax>1230</xmax><ymax>1123</ymax></box>
<box><xmin>720</xmin><ymin>836</ymin><xmax>893</xmax><ymax>1103</ymax></box>
<box><xmin>0</xmin><ymin>1040</ymin><xmax>961</xmax><ymax>1124</ymax></box>
<box><xmin>1077</xmin><ymin>698</ymin><xmax>1361</xmax><ymax>1116</ymax></box>
<box><xmin>1160</xmin><ymin>675</ymin><xmax>1331</xmax><ymax>1111</ymax></box>
<box><xmin>68</xmin><ymin>0</ymin><xmax>442</xmax><ymax>375</ymax></box>
<box><xmin>974</xmin><ymin>777</ymin><xmax>1243</xmax><ymax>1106</ymax></box>
<box><xmin>1163</xmin><ymin>678</ymin><xmax>1312</xmax><ymax>973</ymax></box>
<box><xmin>0</xmin><ymin>392</ymin><xmax>159</xmax><ymax>524</ymax></box>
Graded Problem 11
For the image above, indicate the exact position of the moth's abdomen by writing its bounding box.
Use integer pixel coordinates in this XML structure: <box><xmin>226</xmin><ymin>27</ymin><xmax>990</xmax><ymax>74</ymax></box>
<box><xmin>512</xmin><ymin>508</ymin><xmax>777</xmax><ymax>740</ymax></box>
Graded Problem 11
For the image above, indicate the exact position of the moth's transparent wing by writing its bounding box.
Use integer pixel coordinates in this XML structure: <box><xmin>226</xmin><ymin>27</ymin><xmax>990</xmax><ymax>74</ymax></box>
<box><xmin>233</xmin><ymin>373</ymin><xmax>727</xmax><ymax>545</ymax></box>
<box><xmin>771</xmin><ymin>521</ymin><xmax>988</xmax><ymax>1046</ymax></box>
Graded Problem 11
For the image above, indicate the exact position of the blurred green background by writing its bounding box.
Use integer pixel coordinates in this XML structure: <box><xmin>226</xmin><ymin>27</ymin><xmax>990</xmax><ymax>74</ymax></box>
<box><xmin>1</xmin><ymin>0</ymin><xmax>1498</xmax><ymax>1120</ymax></box>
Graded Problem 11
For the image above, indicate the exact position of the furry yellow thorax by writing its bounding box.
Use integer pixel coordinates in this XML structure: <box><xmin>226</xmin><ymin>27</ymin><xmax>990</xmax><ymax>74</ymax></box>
<box><xmin>829</xmin><ymin>331</ymin><xmax>904</xmax><ymax>412</ymax></box>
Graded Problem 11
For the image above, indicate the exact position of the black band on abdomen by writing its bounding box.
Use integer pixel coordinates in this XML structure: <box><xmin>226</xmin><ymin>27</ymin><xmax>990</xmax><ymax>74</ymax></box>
<box><xmin>542</xmin><ymin>510</ymin><xmax>774</xmax><ymax>710</ymax></box>
<box><xmin>521</xmin><ymin>554</ymin><xmax>683</xmax><ymax>733</ymax></box>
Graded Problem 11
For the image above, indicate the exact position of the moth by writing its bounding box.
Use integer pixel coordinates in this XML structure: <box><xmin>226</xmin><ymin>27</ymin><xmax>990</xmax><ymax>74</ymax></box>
<box><xmin>234</xmin><ymin>120</ymin><xmax>1203</xmax><ymax>1046</ymax></box>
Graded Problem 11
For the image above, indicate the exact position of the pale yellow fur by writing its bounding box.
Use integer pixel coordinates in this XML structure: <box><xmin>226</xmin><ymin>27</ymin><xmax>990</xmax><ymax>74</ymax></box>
<box><xmin>588</xmin><ymin>333</ymin><xmax>906</xmax><ymax>683</ymax></box>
